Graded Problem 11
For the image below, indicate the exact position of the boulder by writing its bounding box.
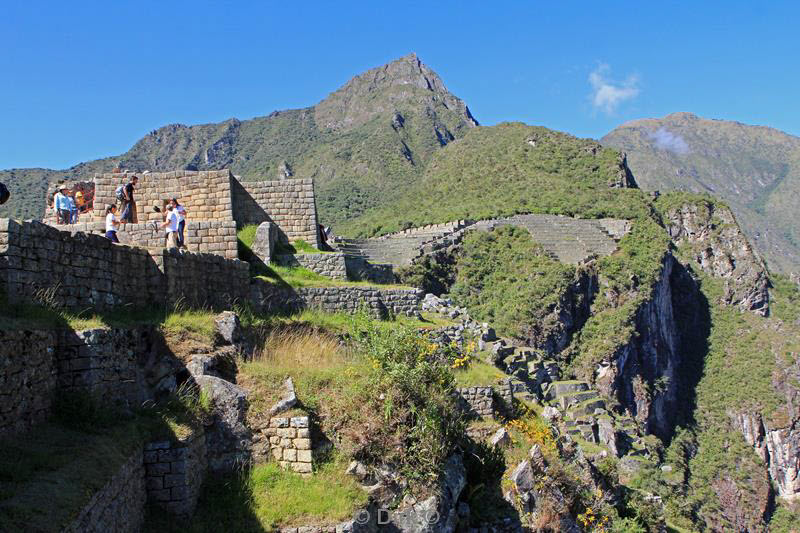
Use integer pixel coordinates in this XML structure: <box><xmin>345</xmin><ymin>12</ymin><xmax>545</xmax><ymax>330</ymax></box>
<box><xmin>193</xmin><ymin>374</ymin><xmax>251</xmax><ymax>472</ymax></box>
<box><xmin>213</xmin><ymin>311</ymin><xmax>242</xmax><ymax>347</ymax></box>
<box><xmin>251</xmin><ymin>221</ymin><xmax>277</xmax><ymax>264</ymax></box>
<box><xmin>490</xmin><ymin>427</ymin><xmax>511</xmax><ymax>448</ymax></box>
<box><xmin>386</xmin><ymin>455</ymin><xmax>466</xmax><ymax>533</ymax></box>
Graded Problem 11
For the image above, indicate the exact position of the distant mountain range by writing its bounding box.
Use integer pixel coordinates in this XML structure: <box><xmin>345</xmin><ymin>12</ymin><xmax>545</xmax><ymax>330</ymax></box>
<box><xmin>0</xmin><ymin>53</ymin><xmax>477</xmax><ymax>228</ymax></box>
<box><xmin>3</xmin><ymin>57</ymin><xmax>799</xmax><ymax>275</ymax></box>
<box><xmin>603</xmin><ymin>112</ymin><xmax>800</xmax><ymax>274</ymax></box>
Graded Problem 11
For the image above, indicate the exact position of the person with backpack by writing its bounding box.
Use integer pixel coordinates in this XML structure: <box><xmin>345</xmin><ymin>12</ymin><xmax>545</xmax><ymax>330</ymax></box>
<box><xmin>170</xmin><ymin>198</ymin><xmax>188</xmax><ymax>248</ymax></box>
<box><xmin>105</xmin><ymin>205</ymin><xmax>120</xmax><ymax>243</ymax></box>
<box><xmin>117</xmin><ymin>175</ymin><xmax>138</xmax><ymax>224</ymax></box>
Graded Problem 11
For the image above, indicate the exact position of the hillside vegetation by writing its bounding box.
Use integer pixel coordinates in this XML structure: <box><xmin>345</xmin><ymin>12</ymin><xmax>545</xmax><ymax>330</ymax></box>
<box><xmin>340</xmin><ymin>122</ymin><xmax>651</xmax><ymax>236</ymax></box>
<box><xmin>603</xmin><ymin>112</ymin><xmax>800</xmax><ymax>274</ymax></box>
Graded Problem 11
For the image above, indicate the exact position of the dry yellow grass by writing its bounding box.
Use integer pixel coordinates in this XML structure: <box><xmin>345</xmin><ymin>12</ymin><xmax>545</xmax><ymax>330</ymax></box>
<box><xmin>253</xmin><ymin>326</ymin><xmax>349</xmax><ymax>371</ymax></box>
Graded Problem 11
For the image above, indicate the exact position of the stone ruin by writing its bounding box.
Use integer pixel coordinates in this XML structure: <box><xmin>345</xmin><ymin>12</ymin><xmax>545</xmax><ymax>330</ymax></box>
<box><xmin>42</xmin><ymin>169</ymin><xmax>321</xmax><ymax>259</ymax></box>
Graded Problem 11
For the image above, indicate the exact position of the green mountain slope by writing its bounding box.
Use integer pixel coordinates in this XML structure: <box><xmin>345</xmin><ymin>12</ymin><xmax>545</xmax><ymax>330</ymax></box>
<box><xmin>340</xmin><ymin>122</ymin><xmax>648</xmax><ymax>236</ymax></box>
<box><xmin>0</xmin><ymin>53</ymin><xmax>477</xmax><ymax>225</ymax></box>
<box><xmin>601</xmin><ymin>112</ymin><xmax>800</xmax><ymax>274</ymax></box>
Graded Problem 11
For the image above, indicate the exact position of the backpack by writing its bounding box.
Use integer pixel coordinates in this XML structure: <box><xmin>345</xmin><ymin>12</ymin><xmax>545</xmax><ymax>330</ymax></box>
<box><xmin>0</xmin><ymin>182</ymin><xmax>8</xmax><ymax>205</ymax></box>
<box><xmin>115</xmin><ymin>185</ymin><xmax>126</xmax><ymax>201</ymax></box>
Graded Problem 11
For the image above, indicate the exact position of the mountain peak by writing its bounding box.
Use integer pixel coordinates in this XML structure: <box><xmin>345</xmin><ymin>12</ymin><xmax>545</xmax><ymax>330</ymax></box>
<box><xmin>314</xmin><ymin>55</ymin><xmax>478</xmax><ymax>131</ymax></box>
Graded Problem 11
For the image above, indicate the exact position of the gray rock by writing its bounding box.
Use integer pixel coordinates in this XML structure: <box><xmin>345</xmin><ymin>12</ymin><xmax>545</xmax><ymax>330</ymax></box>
<box><xmin>386</xmin><ymin>455</ymin><xmax>466</xmax><ymax>533</ymax></box>
<box><xmin>213</xmin><ymin>311</ymin><xmax>242</xmax><ymax>346</ymax></box>
<box><xmin>511</xmin><ymin>459</ymin><xmax>535</xmax><ymax>493</ymax></box>
<box><xmin>269</xmin><ymin>377</ymin><xmax>297</xmax><ymax>416</ymax></box>
<box><xmin>490</xmin><ymin>427</ymin><xmax>511</xmax><ymax>448</ymax></box>
<box><xmin>251</xmin><ymin>221</ymin><xmax>277</xmax><ymax>264</ymax></box>
<box><xmin>541</xmin><ymin>406</ymin><xmax>561</xmax><ymax>421</ymax></box>
<box><xmin>193</xmin><ymin>374</ymin><xmax>251</xmax><ymax>472</ymax></box>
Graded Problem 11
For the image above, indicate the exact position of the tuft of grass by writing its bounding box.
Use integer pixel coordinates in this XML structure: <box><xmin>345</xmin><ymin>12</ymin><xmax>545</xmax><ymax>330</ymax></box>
<box><xmin>162</xmin><ymin>309</ymin><xmax>216</xmax><ymax>341</ymax></box>
<box><xmin>453</xmin><ymin>359</ymin><xmax>507</xmax><ymax>387</ymax></box>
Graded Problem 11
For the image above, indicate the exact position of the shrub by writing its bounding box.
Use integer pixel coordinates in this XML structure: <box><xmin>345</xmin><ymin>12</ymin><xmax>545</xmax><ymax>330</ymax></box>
<box><xmin>450</xmin><ymin>226</ymin><xmax>576</xmax><ymax>339</ymax></box>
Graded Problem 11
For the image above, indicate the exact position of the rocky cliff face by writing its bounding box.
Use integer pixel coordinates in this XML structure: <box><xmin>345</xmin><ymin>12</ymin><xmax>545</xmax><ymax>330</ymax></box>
<box><xmin>731</xmin><ymin>411</ymin><xmax>800</xmax><ymax>501</ymax></box>
<box><xmin>663</xmin><ymin>200</ymin><xmax>770</xmax><ymax>315</ymax></box>
<box><xmin>595</xmin><ymin>254</ymin><xmax>683</xmax><ymax>439</ymax></box>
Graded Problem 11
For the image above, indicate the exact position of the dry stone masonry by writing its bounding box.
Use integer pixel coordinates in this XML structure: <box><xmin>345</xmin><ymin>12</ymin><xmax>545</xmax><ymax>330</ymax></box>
<box><xmin>250</xmin><ymin>281</ymin><xmax>422</xmax><ymax>318</ymax></box>
<box><xmin>232</xmin><ymin>177</ymin><xmax>320</xmax><ymax>247</ymax></box>
<box><xmin>274</xmin><ymin>252</ymin><xmax>347</xmax><ymax>280</ymax></box>
<box><xmin>45</xmin><ymin>169</ymin><xmax>322</xmax><ymax>257</ymax></box>
<box><xmin>0</xmin><ymin>330</ymin><xmax>58</xmax><ymax>437</ymax></box>
<box><xmin>63</xmin><ymin>450</ymin><xmax>146</xmax><ymax>533</ymax></box>
<box><xmin>144</xmin><ymin>429</ymin><xmax>207</xmax><ymax>516</ymax></box>
<box><xmin>0</xmin><ymin>220</ymin><xmax>249</xmax><ymax>312</ymax></box>
<box><xmin>93</xmin><ymin>170</ymin><xmax>235</xmax><ymax>224</ymax></box>
<box><xmin>263</xmin><ymin>416</ymin><xmax>314</xmax><ymax>474</ymax></box>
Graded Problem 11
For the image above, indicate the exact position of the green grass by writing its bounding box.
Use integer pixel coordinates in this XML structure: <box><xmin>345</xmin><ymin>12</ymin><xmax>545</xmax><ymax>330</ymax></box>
<box><xmin>148</xmin><ymin>455</ymin><xmax>367</xmax><ymax>532</ymax></box>
<box><xmin>274</xmin><ymin>239</ymin><xmax>326</xmax><ymax>254</ymax></box>
<box><xmin>255</xmin><ymin>264</ymin><xmax>409</xmax><ymax>289</ymax></box>
<box><xmin>341</xmin><ymin>123</ymin><xmax>654</xmax><ymax>237</ymax></box>
<box><xmin>454</xmin><ymin>360</ymin><xmax>507</xmax><ymax>387</ymax></box>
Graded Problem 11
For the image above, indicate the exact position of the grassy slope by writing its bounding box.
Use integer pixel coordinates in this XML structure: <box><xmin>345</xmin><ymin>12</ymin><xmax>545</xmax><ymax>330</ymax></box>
<box><xmin>340</xmin><ymin>122</ymin><xmax>653</xmax><ymax>236</ymax></box>
<box><xmin>602</xmin><ymin>112</ymin><xmax>800</xmax><ymax>274</ymax></box>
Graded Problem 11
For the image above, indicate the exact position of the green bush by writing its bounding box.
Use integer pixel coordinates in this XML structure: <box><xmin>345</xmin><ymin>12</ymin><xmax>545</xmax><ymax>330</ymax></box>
<box><xmin>450</xmin><ymin>226</ymin><xmax>576</xmax><ymax>339</ymax></box>
<box><xmin>350</xmin><ymin>315</ymin><xmax>465</xmax><ymax>489</ymax></box>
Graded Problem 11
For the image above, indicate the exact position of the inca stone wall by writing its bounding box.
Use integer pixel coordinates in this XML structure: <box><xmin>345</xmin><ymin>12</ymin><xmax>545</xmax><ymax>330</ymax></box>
<box><xmin>455</xmin><ymin>381</ymin><xmax>514</xmax><ymax>420</ymax></box>
<box><xmin>274</xmin><ymin>253</ymin><xmax>347</xmax><ymax>280</ymax></box>
<box><xmin>0</xmin><ymin>330</ymin><xmax>58</xmax><ymax>437</ymax></box>
<box><xmin>250</xmin><ymin>281</ymin><xmax>421</xmax><ymax>318</ymax></box>
<box><xmin>159</xmin><ymin>248</ymin><xmax>250</xmax><ymax>310</ymax></box>
<box><xmin>50</xmin><ymin>221</ymin><xmax>238</xmax><ymax>259</ymax></box>
<box><xmin>262</xmin><ymin>416</ymin><xmax>313</xmax><ymax>475</ymax></box>
<box><xmin>54</xmin><ymin>327</ymin><xmax>177</xmax><ymax>411</ymax></box>
<box><xmin>144</xmin><ymin>429</ymin><xmax>207</xmax><ymax>516</ymax></box>
<box><xmin>0</xmin><ymin>219</ymin><xmax>162</xmax><ymax>311</ymax></box>
<box><xmin>92</xmin><ymin>170</ymin><xmax>234</xmax><ymax>224</ymax></box>
<box><xmin>456</xmin><ymin>387</ymin><xmax>495</xmax><ymax>418</ymax></box>
<box><xmin>0</xmin><ymin>220</ymin><xmax>248</xmax><ymax>312</ymax></box>
<box><xmin>0</xmin><ymin>326</ymin><xmax>184</xmax><ymax>438</ymax></box>
<box><xmin>232</xmin><ymin>178</ymin><xmax>320</xmax><ymax>248</ymax></box>
<box><xmin>63</xmin><ymin>449</ymin><xmax>146</xmax><ymax>533</ymax></box>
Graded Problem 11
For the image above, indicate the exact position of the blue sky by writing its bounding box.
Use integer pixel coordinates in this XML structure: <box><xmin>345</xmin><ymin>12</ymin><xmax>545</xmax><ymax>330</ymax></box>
<box><xmin>2</xmin><ymin>1</ymin><xmax>798</xmax><ymax>169</ymax></box>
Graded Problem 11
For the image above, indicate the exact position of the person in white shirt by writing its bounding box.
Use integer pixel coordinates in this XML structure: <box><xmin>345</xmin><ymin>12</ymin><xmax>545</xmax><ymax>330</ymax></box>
<box><xmin>160</xmin><ymin>205</ymin><xmax>180</xmax><ymax>249</ymax></box>
<box><xmin>105</xmin><ymin>205</ymin><xmax>120</xmax><ymax>243</ymax></box>
<box><xmin>170</xmin><ymin>198</ymin><xmax>188</xmax><ymax>248</ymax></box>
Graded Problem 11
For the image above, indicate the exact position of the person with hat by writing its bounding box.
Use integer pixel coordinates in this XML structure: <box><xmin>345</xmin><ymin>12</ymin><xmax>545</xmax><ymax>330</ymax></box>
<box><xmin>54</xmin><ymin>186</ymin><xmax>70</xmax><ymax>225</ymax></box>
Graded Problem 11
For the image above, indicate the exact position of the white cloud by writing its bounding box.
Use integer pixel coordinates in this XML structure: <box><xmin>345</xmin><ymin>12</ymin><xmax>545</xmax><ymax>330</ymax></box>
<box><xmin>648</xmin><ymin>127</ymin><xmax>690</xmax><ymax>154</ymax></box>
<box><xmin>589</xmin><ymin>63</ymin><xmax>640</xmax><ymax>114</ymax></box>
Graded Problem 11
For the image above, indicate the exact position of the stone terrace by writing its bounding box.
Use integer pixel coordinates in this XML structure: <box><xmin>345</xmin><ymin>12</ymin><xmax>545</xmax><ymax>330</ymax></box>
<box><xmin>337</xmin><ymin>215</ymin><xmax>631</xmax><ymax>267</ymax></box>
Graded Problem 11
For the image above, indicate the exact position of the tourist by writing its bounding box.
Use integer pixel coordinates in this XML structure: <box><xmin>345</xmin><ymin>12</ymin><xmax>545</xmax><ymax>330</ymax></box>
<box><xmin>171</xmin><ymin>198</ymin><xmax>187</xmax><ymax>248</ymax></box>
<box><xmin>67</xmin><ymin>190</ymin><xmax>78</xmax><ymax>224</ymax></box>
<box><xmin>74</xmin><ymin>189</ymin><xmax>85</xmax><ymax>214</ymax></box>
<box><xmin>105</xmin><ymin>205</ymin><xmax>120</xmax><ymax>243</ymax></box>
<box><xmin>159</xmin><ymin>204</ymin><xmax>180</xmax><ymax>249</ymax></box>
<box><xmin>54</xmin><ymin>186</ymin><xmax>70</xmax><ymax>225</ymax></box>
<box><xmin>120</xmin><ymin>175</ymin><xmax>138</xmax><ymax>224</ymax></box>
